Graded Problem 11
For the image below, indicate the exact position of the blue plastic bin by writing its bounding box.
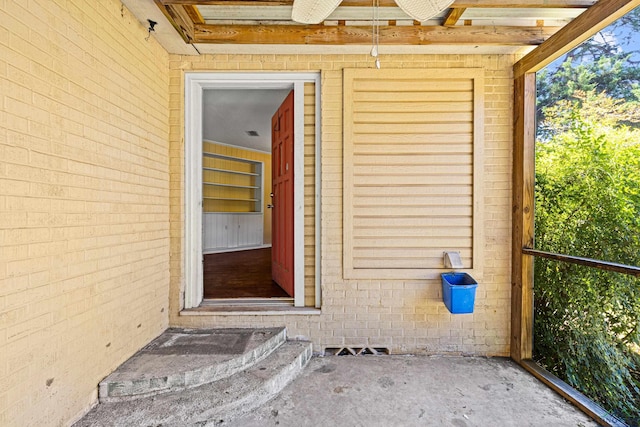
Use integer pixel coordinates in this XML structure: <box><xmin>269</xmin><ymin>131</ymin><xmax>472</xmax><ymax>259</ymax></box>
<box><xmin>441</xmin><ymin>272</ymin><xmax>478</xmax><ymax>314</ymax></box>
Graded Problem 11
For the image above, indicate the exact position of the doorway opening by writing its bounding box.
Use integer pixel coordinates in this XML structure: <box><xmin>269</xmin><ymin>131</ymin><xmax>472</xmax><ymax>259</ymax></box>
<box><xmin>184</xmin><ymin>72</ymin><xmax>321</xmax><ymax>310</ymax></box>
<box><xmin>201</xmin><ymin>88</ymin><xmax>292</xmax><ymax>301</ymax></box>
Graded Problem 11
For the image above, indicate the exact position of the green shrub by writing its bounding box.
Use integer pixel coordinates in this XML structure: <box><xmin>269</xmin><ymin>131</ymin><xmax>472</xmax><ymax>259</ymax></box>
<box><xmin>534</xmin><ymin>92</ymin><xmax>640</xmax><ymax>424</ymax></box>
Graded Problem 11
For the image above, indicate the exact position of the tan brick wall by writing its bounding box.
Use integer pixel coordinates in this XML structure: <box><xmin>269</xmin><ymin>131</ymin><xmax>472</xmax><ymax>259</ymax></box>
<box><xmin>169</xmin><ymin>54</ymin><xmax>513</xmax><ymax>357</ymax></box>
<box><xmin>0</xmin><ymin>1</ymin><xmax>170</xmax><ymax>425</ymax></box>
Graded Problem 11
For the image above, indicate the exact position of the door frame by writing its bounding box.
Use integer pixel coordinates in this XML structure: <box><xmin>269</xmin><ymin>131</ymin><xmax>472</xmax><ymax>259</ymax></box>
<box><xmin>184</xmin><ymin>72</ymin><xmax>321</xmax><ymax>309</ymax></box>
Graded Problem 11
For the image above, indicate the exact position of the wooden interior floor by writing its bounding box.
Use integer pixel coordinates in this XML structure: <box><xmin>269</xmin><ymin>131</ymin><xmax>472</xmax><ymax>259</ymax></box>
<box><xmin>203</xmin><ymin>247</ymin><xmax>290</xmax><ymax>299</ymax></box>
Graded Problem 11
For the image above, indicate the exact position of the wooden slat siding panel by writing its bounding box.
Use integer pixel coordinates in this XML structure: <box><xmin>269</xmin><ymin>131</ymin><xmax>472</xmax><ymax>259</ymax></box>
<box><xmin>354</xmin><ymin>186</ymin><xmax>473</xmax><ymax>196</ymax></box>
<box><xmin>353</xmin><ymin>79</ymin><xmax>474</xmax><ymax>92</ymax></box>
<box><xmin>354</xmin><ymin>91</ymin><xmax>474</xmax><ymax>102</ymax></box>
<box><xmin>344</xmin><ymin>68</ymin><xmax>484</xmax><ymax>279</ymax></box>
<box><xmin>353</xmin><ymin>134</ymin><xmax>473</xmax><ymax>144</ymax></box>
<box><xmin>354</xmin><ymin>165</ymin><xmax>472</xmax><ymax>175</ymax></box>
<box><xmin>354</xmin><ymin>101</ymin><xmax>473</xmax><ymax>113</ymax></box>
<box><xmin>355</xmin><ymin>227</ymin><xmax>472</xmax><ymax>237</ymax></box>
<box><xmin>355</xmin><ymin>255</ymin><xmax>473</xmax><ymax>264</ymax></box>
<box><xmin>355</xmin><ymin>111</ymin><xmax>475</xmax><ymax>123</ymax></box>
<box><xmin>354</xmin><ymin>123</ymin><xmax>475</xmax><ymax>134</ymax></box>
<box><xmin>356</xmin><ymin>216</ymin><xmax>472</xmax><ymax>226</ymax></box>
<box><xmin>353</xmin><ymin>206</ymin><xmax>473</xmax><ymax>216</ymax></box>
<box><xmin>359</xmin><ymin>175</ymin><xmax>474</xmax><ymax>186</ymax></box>
<box><xmin>353</xmin><ymin>247</ymin><xmax>474</xmax><ymax>256</ymax></box>
<box><xmin>355</xmin><ymin>236</ymin><xmax>474</xmax><ymax>247</ymax></box>
<box><xmin>304</xmin><ymin>82</ymin><xmax>316</xmax><ymax>307</ymax></box>
<box><xmin>354</xmin><ymin>154</ymin><xmax>473</xmax><ymax>165</ymax></box>
<box><xmin>353</xmin><ymin>258</ymin><xmax>472</xmax><ymax>269</ymax></box>
<box><xmin>354</xmin><ymin>195</ymin><xmax>473</xmax><ymax>206</ymax></box>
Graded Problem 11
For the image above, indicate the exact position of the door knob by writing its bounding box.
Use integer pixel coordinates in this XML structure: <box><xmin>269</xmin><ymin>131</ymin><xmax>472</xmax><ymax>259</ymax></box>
<box><xmin>267</xmin><ymin>204</ymin><xmax>274</xmax><ymax>209</ymax></box>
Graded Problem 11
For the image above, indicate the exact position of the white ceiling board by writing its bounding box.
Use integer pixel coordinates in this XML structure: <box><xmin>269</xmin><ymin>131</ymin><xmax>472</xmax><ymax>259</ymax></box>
<box><xmin>198</xmin><ymin>5</ymin><xmax>431</xmax><ymax>21</ymax></box>
<box><xmin>458</xmin><ymin>18</ymin><xmax>572</xmax><ymax>26</ymax></box>
<box><xmin>121</xmin><ymin>0</ymin><xmax>199</xmax><ymax>55</ymax></box>
<box><xmin>203</xmin><ymin>89</ymin><xmax>292</xmax><ymax>153</ymax></box>
<box><xmin>461</xmin><ymin>7</ymin><xmax>585</xmax><ymax>19</ymax></box>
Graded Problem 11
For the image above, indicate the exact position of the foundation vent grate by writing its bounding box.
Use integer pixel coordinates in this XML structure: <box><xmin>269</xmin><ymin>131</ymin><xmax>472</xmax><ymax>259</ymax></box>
<box><xmin>324</xmin><ymin>347</ymin><xmax>390</xmax><ymax>356</ymax></box>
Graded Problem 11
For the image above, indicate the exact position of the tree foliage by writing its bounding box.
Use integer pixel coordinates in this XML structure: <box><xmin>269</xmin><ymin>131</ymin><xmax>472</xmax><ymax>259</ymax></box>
<box><xmin>535</xmin><ymin>92</ymin><xmax>640</xmax><ymax>424</ymax></box>
<box><xmin>536</xmin><ymin>8</ymin><xmax>640</xmax><ymax>140</ymax></box>
<box><xmin>534</xmin><ymin>9</ymin><xmax>640</xmax><ymax>423</ymax></box>
<box><xmin>534</xmin><ymin>8</ymin><xmax>640</xmax><ymax>425</ymax></box>
<box><xmin>535</xmin><ymin>92</ymin><xmax>640</xmax><ymax>423</ymax></box>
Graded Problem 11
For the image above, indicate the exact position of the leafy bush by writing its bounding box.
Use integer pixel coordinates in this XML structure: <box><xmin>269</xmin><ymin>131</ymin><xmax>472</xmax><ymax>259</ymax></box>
<box><xmin>534</xmin><ymin>91</ymin><xmax>640</xmax><ymax>424</ymax></box>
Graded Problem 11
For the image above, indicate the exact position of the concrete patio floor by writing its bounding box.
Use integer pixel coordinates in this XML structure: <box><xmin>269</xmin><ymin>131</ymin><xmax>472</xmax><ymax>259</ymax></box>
<box><xmin>73</xmin><ymin>329</ymin><xmax>598</xmax><ymax>426</ymax></box>
<box><xmin>223</xmin><ymin>354</ymin><xmax>596</xmax><ymax>427</ymax></box>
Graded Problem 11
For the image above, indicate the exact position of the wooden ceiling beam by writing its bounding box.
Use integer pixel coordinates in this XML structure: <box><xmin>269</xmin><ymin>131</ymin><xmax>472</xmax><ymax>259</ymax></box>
<box><xmin>514</xmin><ymin>0</ymin><xmax>640</xmax><ymax>76</ymax></box>
<box><xmin>193</xmin><ymin>23</ymin><xmax>559</xmax><ymax>44</ymax></box>
<box><xmin>160</xmin><ymin>0</ymin><xmax>596</xmax><ymax>7</ymax></box>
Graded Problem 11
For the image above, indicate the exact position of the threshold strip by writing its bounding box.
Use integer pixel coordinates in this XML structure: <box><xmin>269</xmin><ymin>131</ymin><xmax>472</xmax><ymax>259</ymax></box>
<box><xmin>181</xmin><ymin>298</ymin><xmax>321</xmax><ymax>315</ymax></box>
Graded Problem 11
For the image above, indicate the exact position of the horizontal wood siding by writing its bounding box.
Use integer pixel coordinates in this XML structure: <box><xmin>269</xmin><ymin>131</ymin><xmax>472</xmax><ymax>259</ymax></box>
<box><xmin>344</xmin><ymin>68</ymin><xmax>484</xmax><ymax>279</ymax></box>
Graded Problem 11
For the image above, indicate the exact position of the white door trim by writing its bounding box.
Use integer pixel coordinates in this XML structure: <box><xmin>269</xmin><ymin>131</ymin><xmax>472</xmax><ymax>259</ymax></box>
<box><xmin>184</xmin><ymin>72</ymin><xmax>321</xmax><ymax>309</ymax></box>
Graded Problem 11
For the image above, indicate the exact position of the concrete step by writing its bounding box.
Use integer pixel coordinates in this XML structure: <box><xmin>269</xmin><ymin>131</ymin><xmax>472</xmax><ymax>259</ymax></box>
<box><xmin>99</xmin><ymin>327</ymin><xmax>286</xmax><ymax>402</ymax></box>
<box><xmin>75</xmin><ymin>340</ymin><xmax>313</xmax><ymax>427</ymax></box>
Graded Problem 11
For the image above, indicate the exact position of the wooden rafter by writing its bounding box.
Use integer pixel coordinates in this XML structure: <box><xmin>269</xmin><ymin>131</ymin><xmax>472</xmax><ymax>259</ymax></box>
<box><xmin>155</xmin><ymin>1</ymin><xmax>198</xmax><ymax>42</ymax></box>
<box><xmin>193</xmin><ymin>23</ymin><xmax>559</xmax><ymax>44</ymax></box>
<box><xmin>185</xmin><ymin>5</ymin><xmax>205</xmax><ymax>24</ymax></box>
<box><xmin>515</xmin><ymin>0</ymin><xmax>640</xmax><ymax>76</ymax></box>
<box><xmin>443</xmin><ymin>8</ymin><xmax>467</xmax><ymax>25</ymax></box>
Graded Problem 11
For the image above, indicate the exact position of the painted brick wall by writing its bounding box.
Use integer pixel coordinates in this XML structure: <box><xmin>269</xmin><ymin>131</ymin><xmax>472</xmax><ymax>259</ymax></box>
<box><xmin>168</xmin><ymin>54</ymin><xmax>513</xmax><ymax>356</ymax></box>
<box><xmin>0</xmin><ymin>1</ymin><xmax>170</xmax><ymax>425</ymax></box>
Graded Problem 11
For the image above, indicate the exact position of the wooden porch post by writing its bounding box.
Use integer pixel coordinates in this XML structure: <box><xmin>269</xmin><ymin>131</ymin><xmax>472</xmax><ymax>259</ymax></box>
<box><xmin>511</xmin><ymin>0</ymin><xmax>640</xmax><ymax>364</ymax></box>
<box><xmin>511</xmin><ymin>73</ymin><xmax>536</xmax><ymax>362</ymax></box>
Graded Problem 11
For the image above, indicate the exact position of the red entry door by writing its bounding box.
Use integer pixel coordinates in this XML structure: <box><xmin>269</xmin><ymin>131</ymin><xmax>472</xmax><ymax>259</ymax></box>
<box><xmin>271</xmin><ymin>90</ymin><xmax>295</xmax><ymax>297</ymax></box>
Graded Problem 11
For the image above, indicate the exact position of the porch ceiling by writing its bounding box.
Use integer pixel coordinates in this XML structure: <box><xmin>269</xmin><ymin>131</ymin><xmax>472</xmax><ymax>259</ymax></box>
<box><xmin>123</xmin><ymin>0</ymin><xmax>598</xmax><ymax>55</ymax></box>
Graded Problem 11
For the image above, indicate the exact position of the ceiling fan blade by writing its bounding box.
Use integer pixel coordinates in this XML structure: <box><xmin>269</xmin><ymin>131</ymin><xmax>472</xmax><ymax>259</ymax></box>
<box><xmin>291</xmin><ymin>0</ymin><xmax>343</xmax><ymax>24</ymax></box>
<box><xmin>394</xmin><ymin>0</ymin><xmax>455</xmax><ymax>21</ymax></box>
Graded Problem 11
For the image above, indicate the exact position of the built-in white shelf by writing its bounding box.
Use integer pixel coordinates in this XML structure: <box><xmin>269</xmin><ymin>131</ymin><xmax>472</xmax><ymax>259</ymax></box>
<box><xmin>203</xmin><ymin>182</ymin><xmax>259</xmax><ymax>189</ymax></box>
<box><xmin>202</xmin><ymin>152</ymin><xmax>263</xmax><ymax>213</ymax></box>
<box><xmin>203</xmin><ymin>197</ymin><xmax>259</xmax><ymax>202</ymax></box>
<box><xmin>203</xmin><ymin>166</ymin><xmax>259</xmax><ymax>177</ymax></box>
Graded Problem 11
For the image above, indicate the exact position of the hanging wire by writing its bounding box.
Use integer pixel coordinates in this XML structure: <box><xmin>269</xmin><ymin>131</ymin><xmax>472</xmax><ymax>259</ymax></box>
<box><xmin>371</xmin><ymin>0</ymin><xmax>380</xmax><ymax>68</ymax></box>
